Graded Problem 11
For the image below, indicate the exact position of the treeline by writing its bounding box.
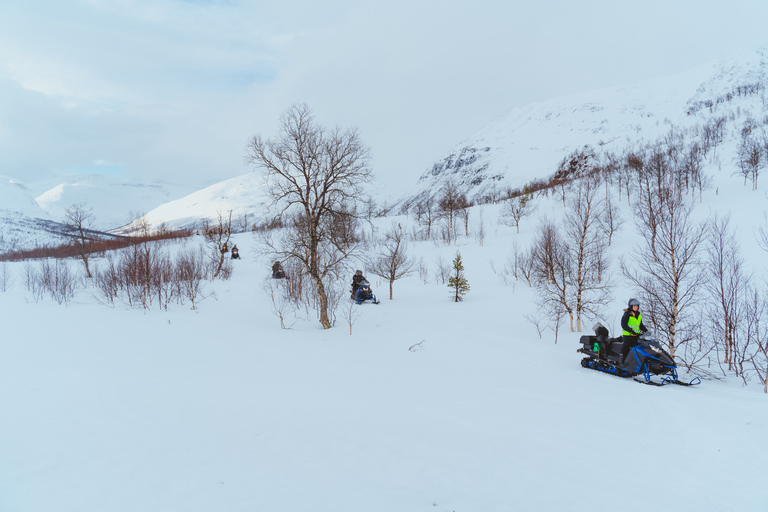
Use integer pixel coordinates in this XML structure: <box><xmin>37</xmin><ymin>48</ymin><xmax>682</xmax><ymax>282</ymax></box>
<box><xmin>0</xmin><ymin>229</ymin><xmax>192</xmax><ymax>262</ymax></box>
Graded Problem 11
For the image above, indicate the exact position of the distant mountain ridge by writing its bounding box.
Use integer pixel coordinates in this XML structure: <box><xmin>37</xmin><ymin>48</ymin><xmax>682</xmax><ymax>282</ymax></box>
<box><xmin>110</xmin><ymin>172</ymin><xmax>271</xmax><ymax>234</ymax></box>
<box><xmin>2</xmin><ymin>48</ymin><xmax>768</xmax><ymax>248</ymax></box>
<box><xmin>393</xmin><ymin>47</ymin><xmax>768</xmax><ymax>211</ymax></box>
<box><xmin>35</xmin><ymin>175</ymin><xmax>197</xmax><ymax>230</ymax></box>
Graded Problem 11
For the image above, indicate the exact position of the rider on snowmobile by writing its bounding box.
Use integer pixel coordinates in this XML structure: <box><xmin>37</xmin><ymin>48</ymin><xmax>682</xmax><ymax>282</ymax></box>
<box><xmin>351</xmin><ymin>270</ymin><xmax>366</xmax><ymax>295</ymax></box>
<box><xmin>620</xmin><ymin>298</ymin><xmax>648</xmax><ymax>365</ymax></box>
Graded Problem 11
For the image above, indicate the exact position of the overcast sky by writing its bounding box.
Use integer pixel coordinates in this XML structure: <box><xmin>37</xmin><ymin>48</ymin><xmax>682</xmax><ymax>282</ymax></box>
<box><xmin>2</xmin><ymin>0</ymin><xmax>768</xmax><ymax>197</ymax></box>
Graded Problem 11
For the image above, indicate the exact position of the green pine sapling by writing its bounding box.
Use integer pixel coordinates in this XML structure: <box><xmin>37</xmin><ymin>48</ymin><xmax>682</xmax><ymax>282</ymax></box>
<box><xmin>448</xmin><ymin>251</ymin><xmax>470</xmax><ymax>302</ymax></box>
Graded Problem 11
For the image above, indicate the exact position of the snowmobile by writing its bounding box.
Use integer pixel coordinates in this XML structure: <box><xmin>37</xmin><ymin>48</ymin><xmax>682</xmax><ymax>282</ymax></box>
<box><xmin>351</xmin><ymin>280</ymin><xmax>380</xmax><ymax>305</ymax></box>
<box><xmin>577</xmin><ymin>323</ymin><xmax>700</xmax><ymax>386</ymax></box>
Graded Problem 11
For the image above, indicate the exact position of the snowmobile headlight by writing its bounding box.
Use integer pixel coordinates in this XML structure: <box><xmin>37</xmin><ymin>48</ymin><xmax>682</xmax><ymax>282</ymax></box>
<box><xmin>648</xmin><ymin>345</ymin><xmax>662</xmax><ymax>354</ymax></box>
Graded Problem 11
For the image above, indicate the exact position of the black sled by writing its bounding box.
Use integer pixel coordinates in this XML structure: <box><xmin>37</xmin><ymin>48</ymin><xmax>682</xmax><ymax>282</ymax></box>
<box><xmin>577</xmin><ymin>323</ymin><xmax>700</xmax><ymax>386</ymax></box>
<box><xmin>351</xmin><ymin>280</ymin><xmax>380</xmax><ymax>305</ymax></box>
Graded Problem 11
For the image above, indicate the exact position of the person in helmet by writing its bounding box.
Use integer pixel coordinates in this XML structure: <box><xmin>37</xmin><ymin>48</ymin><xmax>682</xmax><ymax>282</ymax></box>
<box><xmin>272</xmin><ymin>261</ymin><xmax>286</xmax><ymax>279</ymax></box>
<box><xmin>620</xmin><ymin>298</ymin><xmax>648</xmax><ymax>365</ymax></box>
<box><xmin>351</xmin><ymin>269</ymin><xmax>366</xmax><ymax>295</ymax></box>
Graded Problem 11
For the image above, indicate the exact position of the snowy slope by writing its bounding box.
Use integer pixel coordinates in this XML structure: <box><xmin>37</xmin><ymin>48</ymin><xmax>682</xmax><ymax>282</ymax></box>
<box><xmin>395</xmin><ymin>48</ymin><xmax>768</xmax><ymax>210</ymax></box>
<box><xmin>111</xmin><ymin>172</ymin><xmax>271</xmax><ymax>234</ymax></box>
<box><xmin>0</xmin><ymin>176</ymin><xmax>51</xmax><ymax>219</ymax></box>
<box><xmin>35</xmin><ymin>175</ymin><xmax>197</xmax><ymax>230</ymax></box>
<box><xmin>2</xmin><ymin>47</ymin><xmax>768</xmax><ymax>512</ymax></box>
<box><xmin>0</xmin><ymin>177</ymin><xmax>67</xmax><ymax>253</ymax></box>
<box><xmin>1</xmin><ymin>200</ymin><xmax>767</xmax><ymax>511</ymax></box>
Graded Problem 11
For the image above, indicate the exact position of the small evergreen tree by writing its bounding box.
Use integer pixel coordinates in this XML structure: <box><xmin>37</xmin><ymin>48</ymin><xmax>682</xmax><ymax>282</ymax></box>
<box><xmin>448</xmin><ymin>251</ymin><xmax>470</xmax><ymax>302</ymax></box>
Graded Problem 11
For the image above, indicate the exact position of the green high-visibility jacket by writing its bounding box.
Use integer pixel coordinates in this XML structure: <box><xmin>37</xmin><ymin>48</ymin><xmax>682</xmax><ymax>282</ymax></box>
<box><xmin>622</xmin><ymin>312</ymin><xmax>643</xmax><ymax>336</ymax></box>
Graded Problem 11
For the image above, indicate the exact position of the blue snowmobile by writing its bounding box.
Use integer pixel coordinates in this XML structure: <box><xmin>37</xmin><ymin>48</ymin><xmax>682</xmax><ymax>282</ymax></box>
<box><xmin>351</xmin><ymin>279</ymin><xmax>380</xmax><ymax>305</ymax></box>
<box><xmin>577</xmin><ymin>323</ymin><xmax>700</xmax><ymax>386</ymax></box>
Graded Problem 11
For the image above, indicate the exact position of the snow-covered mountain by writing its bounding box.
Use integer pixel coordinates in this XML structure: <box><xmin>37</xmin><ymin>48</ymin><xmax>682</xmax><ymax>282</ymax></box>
<box><xmin>35</xmin><ymin>175</ymin><xmax>197</xmax><ymax>231</ymax></box>
<box><xmin>111</xmin><ymin>172</ymin><xmax>271</xmax><ymax>234</ymax></box>
<box><xmin>3</xmin><ymin>48</ymin><xmax>768</xmax><ymax>247</ymax></box>
<box><xmin>0</xmin><ymin>177</ymin><xmax>68</xmax><ymax>253</ymax></box>
<box><xmin>395</xmin><ymin>48</ymin><xmax>768</xmax><ymax>211</ymax></box>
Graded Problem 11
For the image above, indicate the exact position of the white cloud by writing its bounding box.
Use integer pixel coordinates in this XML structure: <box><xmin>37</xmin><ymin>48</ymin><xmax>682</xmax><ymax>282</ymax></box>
<box><xmin>1</xmin><ymin>0</ymin><xmax>768</xmax><ymax>195</ymax></box>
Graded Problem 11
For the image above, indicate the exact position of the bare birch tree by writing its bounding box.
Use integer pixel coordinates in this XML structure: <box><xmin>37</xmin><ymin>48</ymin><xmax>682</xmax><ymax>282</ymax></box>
<box><xmin>368</xmin><ymin>223</ymin><xmax>416</xmax><ymax>300</ymax></box>
<box><xmin>246</xmin><ymin>103</ymin><xmax>372</xmax><ymax>329</ymax></box>
<box><xmin>563</xmin><ymin>179</ymin><xmax>613</xmax><ymax>332</ymax></box>
<box><xmin>621</xmin><ymin>188</ymin><xmax>708</xmax><ymax>360</ymax></box>
<box><xmin>63</xmin><ymin>202</ymin><xmax>97</xmax><ymax>278</ymax></box>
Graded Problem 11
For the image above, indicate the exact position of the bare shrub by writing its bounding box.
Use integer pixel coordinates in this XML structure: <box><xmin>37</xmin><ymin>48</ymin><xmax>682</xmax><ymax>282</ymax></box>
<box><xmin>0</xmin><ymin>261</ymin><xmax>12</xmax><ymax>292</ymax></box>
<box><xmin>434</xmin><ymin>255</ymin><xmax>450</xmax><ymax>284</ymax></box>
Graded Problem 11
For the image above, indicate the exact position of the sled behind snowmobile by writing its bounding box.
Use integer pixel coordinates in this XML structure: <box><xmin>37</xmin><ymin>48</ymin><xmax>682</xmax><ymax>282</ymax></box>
<box><xmin>577</xmin><ymin>323</ymin><xmax>700</xmax><ymax>386</ymax></box>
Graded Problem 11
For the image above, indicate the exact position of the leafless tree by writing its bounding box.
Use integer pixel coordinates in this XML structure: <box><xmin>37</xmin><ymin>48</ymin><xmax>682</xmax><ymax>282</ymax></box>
<box><xmin>176</xmin><ymin>247</ymin><xmax>208</xmax><ymax>310</ymax></box>
<box><xmin>457</xmin><ymin>199</ymin><xmax>471</xmax><ymax>237</ymax></box>
<box><xmin>203</xmin><ymin>210</ymin><xmax>234</xmax><ymax>279</ymax></box>
<box><xmin>500</xmin><ymin>188</ymin><xmax>535</xmax><ymax>234</ymax></box>
<box><xmin>681</xmin><ymin>141</ymin><xmax>708</xmax><ymax>201</ymax></box>
<box><xmin>737</xmin><ymin>133</ymin><xmax>763</xmax><ymax>190</ymax></box>
<box><xmin>0</xmin><ymin>261</ymin><xmax>12</xmax><ymax>292</ymax></box>
<box><xmin>530</xmin><ymin>220</ymin><xmax>575</xmax><ymax>331</ymax></box>
<box><xmin>437</xmin><ymin>180</ymin><xmax>468</xmax><ymax>244</ymax></box>
<box><xmin>598</xmin><ymin>192</ymin><xmax>623</xmax><ymax>246</ymax></box>
<box><xmin>415</xmin><ymin>196</ymin><xmax>437</xmax><ymax>240</ymax></box>
<box><xmin>562</xmin><ymin>179</ymin><xmax>613</xmax><ymax>332</ymax></box>
<box><xmin>238</xmin><ymin>212</ymin><xmax>251</xmax><ymax>234</ymax></box>
<box><xmin>621</xmin><ymin>189</ymin><xmax>708</xmax><ymax>360</ymax></box>
<box><xmin>434</xmin><ymin>255</ymin><xmax>450</xmax><ymax>284</ymax></box>
<box><xmin>704</xmin><ymin>214</ymin><xmax>750</xmax><ymax>372</ymax></box>
<box><xmin>246</xmin><ymin>103</ymin><xmax>372</xmax><ymax>329</ymax></box>
<box><xmin>744</xmin><ymin>288</ymin><xmax>768</xmax><ymax>393</ymax></box>
<box><xmin>367</xmin><ymin>223</ymin><xmax>416</xmax><ymax>300</ymax></box>
<box><xmin>342</xmin><ymin>296</ymin><xmax>363</xmax><ymax>335</ymax></box>
<box><xmin>262</xmin><ymin>278</ymin><xmax>298</xmax><ymax>329</ymax></box>
<box><xmin>475</xmin><ymin>209</ymin><xmax>486</xmax><ymax>246</ymax></box>
<box><xmin>62</xmin><ymin>202</ymin><xmax>97</xmax><ymax>278</ymax></box>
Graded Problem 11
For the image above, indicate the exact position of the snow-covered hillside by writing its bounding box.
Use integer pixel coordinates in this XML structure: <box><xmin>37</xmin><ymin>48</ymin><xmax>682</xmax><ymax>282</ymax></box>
<box><xmin>395</xmin><ymin>48</ymin><xmax>768</xmax><ymax>210</ymax></box>
<box><xmin>0</xmin><ymin>177</ymin><xmax>68</xmax><ymax>253</ymax></box>
<box><xmin>1</xmin><ymin>191</ymin><xmax>767</xmax><ymax>510</ymax></box>
<box><xmin>35</xmin><ymin>175</ymin><xmax>197</xmax><ymax>231</ymax></box>
<box><xmin>110</xmin><ymin>172</ymin><xmax>271</xmax><ymax>234</ymax></box>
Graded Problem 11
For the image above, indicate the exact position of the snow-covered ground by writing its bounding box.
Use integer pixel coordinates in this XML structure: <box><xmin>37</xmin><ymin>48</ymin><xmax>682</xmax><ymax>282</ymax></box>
<box><xmin>2</xmin><ymin>190</ymin><xmax>767</xmax><ymax>512</ymax></box>
<box><xmin>3</xmin><ymin>48</ymin><xmax>768</xmax><ymax>512</ymax></box>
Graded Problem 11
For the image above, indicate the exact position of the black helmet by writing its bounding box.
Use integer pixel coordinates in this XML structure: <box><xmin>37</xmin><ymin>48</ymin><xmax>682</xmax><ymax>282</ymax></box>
<box><xmin>628</xmin><ymin>298</ymin><xmax>640</xmax><ymax>308</ymax></box>
<box><xmin>355</xmin><ymin>269</ymin><xmax>363</xmax><ymax>274</ymax></box>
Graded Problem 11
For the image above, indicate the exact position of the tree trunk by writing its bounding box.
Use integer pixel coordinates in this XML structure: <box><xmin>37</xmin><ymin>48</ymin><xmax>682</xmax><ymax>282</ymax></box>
<box><xmin>313</xmin><ymin>275</ymin><xmax>332</xmax><ymax>329</ymax></box>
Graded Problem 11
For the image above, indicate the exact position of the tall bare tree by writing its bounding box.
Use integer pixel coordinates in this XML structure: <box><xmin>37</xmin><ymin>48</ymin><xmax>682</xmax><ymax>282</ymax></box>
<box><xmin>500</xmin><ymin>188</ymin><xmax>535</xmax><ymax>234</ymax></box>
<box><xmin>621</xmin><ymin>188</ymin><xmax>708</xmax><ymax>359</ymax></box>
<box><xmin>437</xmin><ymin>180</ymin><xmax>468</xmax><ymax>244</ymax></box>
<box><xmin>246</xmin><ymin>103</ymin><xmax>372</xmax><ymax>329</ymax></box>
<box><xmin>530</xmin><ymin>220</ymin><xmax>575</xmax><ymax>331</ymax></box>
<box><xmin>63</xmin><ymin>202</ymin><xmax>97</xmax><ymax>278</ymax></box>
<box><xmin>368</xmin><ymin>223</ymin><xmax>416</xmax><ymax>300</ymax></box>
<box><xmin>563</xmin><ymin>179</ymin><xmax>613</xmax><ymax>332</ymax></box>
<box><xmin>705</xmin><ymin>214</ymin><xmax>749</xmax><ymax>371</ymax></box>
<box><xmin>415</xmin><ymin>196</ymin><xmax>437</xmax><ymax>240</ymax></box>
<box><xmin>203</xmin><ymin>210</ymin><xmax>233</xmax><ymax>279</ymax></box>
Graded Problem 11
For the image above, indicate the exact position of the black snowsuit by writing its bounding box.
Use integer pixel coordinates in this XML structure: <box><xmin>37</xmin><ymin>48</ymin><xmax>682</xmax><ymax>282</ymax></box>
<box><xmin>351</xmin><ymin>273</ymin><xmax>366</xmax><ymax>294</ymax></box>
